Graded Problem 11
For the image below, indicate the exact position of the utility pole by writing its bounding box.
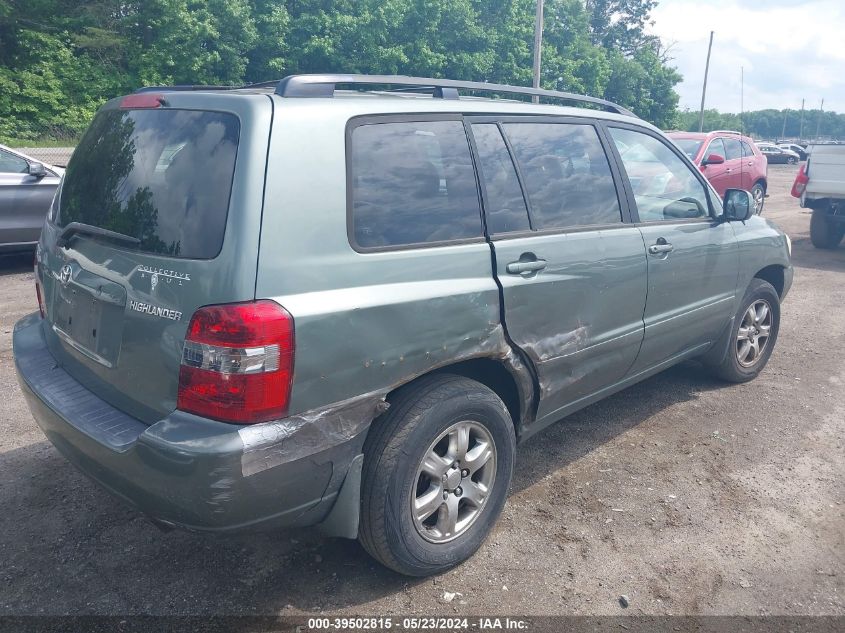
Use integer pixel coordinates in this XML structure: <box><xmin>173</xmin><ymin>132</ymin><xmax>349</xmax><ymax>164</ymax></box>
<box><xmin>799</xmin><ymin>98</ymin><xmax>805</xmax><ymax>141</ymax></box>
<box><xmin>781</xmin><ymin>110</ymin><xmax>788</xmax><ymax>140</ymax></box>
<box><xmin>815</xmin><ymin>98</ymin><xmax>824</xmax><ymax>140</ymax></box>
<box><xmin>532</xmin><ymin>0</ymin><xmax>544</xmax><ymax>104</ymax></box>
<box><xmin>698</xmin><ymin>31</ymin><xmax>714</xmax><ymax>132</ymax></box>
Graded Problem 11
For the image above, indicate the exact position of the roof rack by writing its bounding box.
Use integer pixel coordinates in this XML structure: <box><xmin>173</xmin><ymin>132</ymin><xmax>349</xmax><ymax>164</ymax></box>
<box><xmin>711</xmin><ymin>130</ymin><xmax>744</xmax><ymax>136</ymax></box>
<box><xmin>274</xmin><ymin>74</ymin><xmax>637</xmax><ymax>117</ymax></box>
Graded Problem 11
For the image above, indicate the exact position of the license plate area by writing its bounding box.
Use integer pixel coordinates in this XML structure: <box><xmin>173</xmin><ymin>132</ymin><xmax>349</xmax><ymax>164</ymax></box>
<box><xmin>53</xmin><ymin>279</ymin><xmax>126</xmax><ymax>368</ymax></box>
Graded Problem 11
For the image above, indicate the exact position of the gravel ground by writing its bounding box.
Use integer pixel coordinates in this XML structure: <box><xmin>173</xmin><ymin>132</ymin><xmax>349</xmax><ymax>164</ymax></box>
<box><xmin>0</xmin><ymin>164</ymin><xmax>842</xmax><ymax>617</ymax></box>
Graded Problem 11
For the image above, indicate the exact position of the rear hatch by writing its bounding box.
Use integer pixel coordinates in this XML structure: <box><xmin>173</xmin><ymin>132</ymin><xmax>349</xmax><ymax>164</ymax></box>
<box><xmin>35</xmin><ymin>91</ymin><xmax>273</xmax><ymax>423</ymax></box>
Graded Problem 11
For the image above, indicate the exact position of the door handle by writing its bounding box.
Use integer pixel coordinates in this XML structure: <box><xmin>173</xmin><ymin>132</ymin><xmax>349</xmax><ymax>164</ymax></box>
<box><xmin>725</xmin><ymin>168</ymin><xmax>732</xmax><ymax>173</ymax></box>
<box><xmin>648</xmin><ymin>242</ymin><xmax>674</xmax><ymax>255</ymax></box>
<box><xmin>506</xmin><ymin>259</ymin><xmax>547</xmax><ymax>275</ymax></box>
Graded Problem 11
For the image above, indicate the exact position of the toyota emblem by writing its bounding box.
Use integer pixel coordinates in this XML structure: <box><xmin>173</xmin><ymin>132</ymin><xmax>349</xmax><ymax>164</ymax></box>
<box><xmin>59</xmin><ymin>264</ymin><xmax>72</xmax><ymax>286</ymax></box>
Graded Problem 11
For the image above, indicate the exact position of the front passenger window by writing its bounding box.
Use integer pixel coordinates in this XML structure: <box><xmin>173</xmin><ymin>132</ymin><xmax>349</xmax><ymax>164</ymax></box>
<box><xmin>609</xmin><ymin>127</ymin><xmax>710</xmax><ymax>222</ymax></box>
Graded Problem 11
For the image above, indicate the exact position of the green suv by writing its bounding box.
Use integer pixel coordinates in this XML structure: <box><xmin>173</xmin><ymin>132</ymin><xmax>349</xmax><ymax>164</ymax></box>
<box><xmin>14</xmin><ymin>75</ymin><xmax>793</xmax><ymax>576</ymax></box>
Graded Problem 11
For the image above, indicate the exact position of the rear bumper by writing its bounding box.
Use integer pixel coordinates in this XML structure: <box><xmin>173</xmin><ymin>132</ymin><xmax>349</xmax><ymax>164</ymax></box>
<box><xmin>13</xmin><ymin>313</ymin><xmax>366</xmax><ymax>533</ymax></box>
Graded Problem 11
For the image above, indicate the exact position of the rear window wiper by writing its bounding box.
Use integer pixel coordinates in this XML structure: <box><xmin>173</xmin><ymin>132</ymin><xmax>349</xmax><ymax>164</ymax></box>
<box><xmin>57</xmin><ymin>222</ymin><xmax>141</xmax><ymax>249</ymax></box>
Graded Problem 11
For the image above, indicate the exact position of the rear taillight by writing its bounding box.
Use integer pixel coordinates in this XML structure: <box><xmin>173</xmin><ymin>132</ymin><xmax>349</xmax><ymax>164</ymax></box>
<box><xmin>791</xmin><ymin>164</ymin><xmax>809</xmax><ymax>198</ymax></box>
<box><xmin>177</xmin><ymin>301</ymin><xmax>294</xmax><ymax>424</ymax></box>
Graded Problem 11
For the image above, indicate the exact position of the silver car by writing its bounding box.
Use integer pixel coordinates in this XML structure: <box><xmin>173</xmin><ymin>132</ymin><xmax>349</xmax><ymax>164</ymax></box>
<box><xmin>0</xmin><ymin>145</ymin><xmax>63</xmax><ymax>252</ymax></box>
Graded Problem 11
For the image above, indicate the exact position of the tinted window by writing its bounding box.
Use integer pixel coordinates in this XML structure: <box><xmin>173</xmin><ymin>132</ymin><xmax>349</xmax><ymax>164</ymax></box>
<box><xmin>504</xmin><ymin>123</ymin><xmax>621</xmax><ymax>229</ymax></box>
<box><xmin>704</xmin><ymin>138</ymin><xmax>726</xmax><ymax>161</ymax></box>
<box><xmin>723</xmin><ymin>138</ymin><xmax>742</xmax><ymax>161</ymax></box>
<box><xmin>0</xmin><ymin>149</ymin><xmax>28</xmax><ymax>174</ymax></box>
<box><xmin>609</xmin><ymin>127</ymin><xmax>710</xmax><ymax>222</ymax></box>
<box><xmin>350</xmin><ymin>120</ymin><xmax>482</xmax><ymax>248</ymax></box>
<box><xmin>672</xmin><ymin>138</ymin><xmax>703</xmax><ymax>161</ymax></box>
<box><xmin>59</xmin><ymin>109</ymin><xmax>239</xmax><ymax>259</ymax></box>
<box><xmin>471</xmin><ymin>124</ymin><xmax>530</xmax><ymax>234</ymax></box>
<box><xmin>741</xmin><ymin>141</ymin><xmax>755</xmax><ymax>157</ymax></box>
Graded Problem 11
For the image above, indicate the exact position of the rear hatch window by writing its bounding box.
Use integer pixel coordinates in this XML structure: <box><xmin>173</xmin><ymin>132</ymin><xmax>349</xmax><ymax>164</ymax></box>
<box><xmin>58</xmin><ymin>109</ymin><xmax>239</xmax><ymax>259</ymax></box>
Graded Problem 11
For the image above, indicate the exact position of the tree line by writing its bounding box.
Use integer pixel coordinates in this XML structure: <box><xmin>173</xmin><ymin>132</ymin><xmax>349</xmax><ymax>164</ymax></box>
<box><xmin>0</xmin><ymin>0</ymin><xmax>680</xmax><ymax>143</ymax></box>
<box><xmin>677</xmin><ymin>108</ymin><xmax>845</xmax><ymax>142</ymax></box>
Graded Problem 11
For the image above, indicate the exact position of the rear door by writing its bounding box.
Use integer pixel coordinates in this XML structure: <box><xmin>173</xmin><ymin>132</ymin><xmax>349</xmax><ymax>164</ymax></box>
<box><xmin>0</xmin><ymin>148</ymin><xmax>57</xmax><ymax>246</ymax></box>
<box><xmin>35</xmin><ymin>94</ymin><xmax>272</xmax><ymax>423</ymax></box>
<box><xmin>469</xmin><ymin>117</ymin><xmax>647</xmax><ymax>423</ymax></box>
<box><xmin>606</xmin><ymin>125</ymin><xmax>738</xmax><ymax>373</ymax></box>
<box><xmin>739</xmin><ymin>140</ymin><xmax>759</xmax><ymax>190</ymax></box>
<box><xmin>722</xmin><ymin>137</ymin><xmax>745</xmax><ymax>190</ymax></box>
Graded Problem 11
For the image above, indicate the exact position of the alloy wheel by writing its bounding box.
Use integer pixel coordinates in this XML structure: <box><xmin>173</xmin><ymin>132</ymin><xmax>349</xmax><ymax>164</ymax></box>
<box><xmin>411</xmin><ymin>420</ymin><xmax>497</xmax><ymax>543</ymax></box>
<box><xmin>736</xmin><ymin>299</ymin><xmax>773</xmax><ymax>367</ymax></box>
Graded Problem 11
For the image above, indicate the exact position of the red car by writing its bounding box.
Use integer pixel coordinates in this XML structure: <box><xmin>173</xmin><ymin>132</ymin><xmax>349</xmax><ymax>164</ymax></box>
<box><xmin>668</xmin><ymin>130</ymin><xmax>768</xmax><ymax>214</ymax></box>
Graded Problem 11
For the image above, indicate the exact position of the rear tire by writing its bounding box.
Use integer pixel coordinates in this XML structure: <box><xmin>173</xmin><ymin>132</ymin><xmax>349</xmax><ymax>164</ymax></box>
<box><xmin>810</xmin><ymin>205</ymin><xmax>844</xmax><ymax>249</ymax></box>
<box><xmin>751</xmin><ymin>182</ymin><xmax>765</xmax><ymax>214</ymax></box>
<box><xmin>787</xmin><ymin>156</ymin><xmax>796</xmax><ymax>165</ymax></box>
<box><xmin>709</xmin><ymin>279</ymin><xmax>780</xmax><ymax>383</ymax></box>
<box><xmin>358</xmin><ymin>375</ymin><xmax>515</xmax><ymax>576</ymax></box>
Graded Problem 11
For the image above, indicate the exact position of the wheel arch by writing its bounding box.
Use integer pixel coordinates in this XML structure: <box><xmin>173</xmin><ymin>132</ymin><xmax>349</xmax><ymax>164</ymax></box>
<box><xmin>377</xmin><ymin>355</ymin><xmax>535</xmax><ymax>437</ymax></box>
<box><xmin>754</xmin><ymin>264</ymin><xmax>786</xmax><ymax>298</ymax></box>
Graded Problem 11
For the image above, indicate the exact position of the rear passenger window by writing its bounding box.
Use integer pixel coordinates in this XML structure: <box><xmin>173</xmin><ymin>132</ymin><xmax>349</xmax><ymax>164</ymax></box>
<box><xmin>723</xmin><ymin>138</ymin><xmax>742</xmax><ymax>161</ymax></box>
<box><xmin>741</xmin><ymin>141</ymin><xmax>755</xmax><ymax>158</ymax></box>
<box><xmin>503</xmin><ymin>123</ymin><xmax>621</xmax><ymax>230</ymax></box>
<box><xmin>350</xmin><ymin>120</ymin><xmax>483</xmax><ymax>248</ymax></box>
<box><xmin>471</xmin><ymin>124</ymin><xmax>530</xmax><ymax>234</ymax></box>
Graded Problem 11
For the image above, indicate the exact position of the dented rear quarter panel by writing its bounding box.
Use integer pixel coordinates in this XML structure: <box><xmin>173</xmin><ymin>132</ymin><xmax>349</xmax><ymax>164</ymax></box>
<box><xmin>256</xmin><ymin>100</ymin><xmax>508</xmax><ymax>417</ymax></box>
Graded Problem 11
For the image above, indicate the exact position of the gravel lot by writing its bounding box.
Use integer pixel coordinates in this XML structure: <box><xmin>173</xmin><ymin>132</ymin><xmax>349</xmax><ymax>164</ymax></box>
<box><xmin>0</xmin><ymin>164</ymin><xmax>842</xmax><ymax>617</ymax></box>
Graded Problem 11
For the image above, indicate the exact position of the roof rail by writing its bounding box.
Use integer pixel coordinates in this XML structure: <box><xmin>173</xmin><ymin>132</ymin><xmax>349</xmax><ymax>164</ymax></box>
<box><xmin>274</xmin><ymin>74</ymin><xmax>637</xmax><ymax>117</ymax></box>
<box><xmin>711</xmin><ymin>129</ymin><xmax>744</xmax><ymax>136</ymax></box>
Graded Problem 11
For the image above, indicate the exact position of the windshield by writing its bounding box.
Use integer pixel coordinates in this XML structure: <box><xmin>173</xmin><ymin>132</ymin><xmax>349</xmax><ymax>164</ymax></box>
<box><xmin>671</xmin><ymin>138</ymin><xmax>703</xmax><ymax>161</ymax></box>
<box><xmin>58</xmin><ymin>108</ymin><xmax>240</xmax><ymax>259</ymax></box>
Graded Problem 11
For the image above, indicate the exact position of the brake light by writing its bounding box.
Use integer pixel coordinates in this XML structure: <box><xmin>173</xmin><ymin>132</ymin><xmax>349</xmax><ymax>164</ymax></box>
<box><xmin>791</xmin><ymin>164</ymin><xmax>809</xmax><ymax>198</ymax></box>
<box><xmin>120</xmin><ymin>93</ymin><xmax>165</xmax><ymax>109</ymax></box>
<box><xmin>177</xmin><ymin>301</ymin><xmax>294</xmax><ymax>424</ymax></box>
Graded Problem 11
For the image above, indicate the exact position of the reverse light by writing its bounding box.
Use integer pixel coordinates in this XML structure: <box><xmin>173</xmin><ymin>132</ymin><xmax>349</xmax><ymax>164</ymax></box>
<box><xmin>177</xmin><ymin>301</ymin><xmax>294</xmax><ymax>424</ymax></box>
<box><xmin>790</xmin><ymin>164</ymin><xmax>809</xmax><ymax>198</ymax></box>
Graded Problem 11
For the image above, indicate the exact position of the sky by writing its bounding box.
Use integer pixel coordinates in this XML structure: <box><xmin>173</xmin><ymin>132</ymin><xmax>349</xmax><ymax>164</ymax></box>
<box><xmin>648</xmin><ymin>0</ymin><xmax>844</xmax><ymax>114</ymax></box>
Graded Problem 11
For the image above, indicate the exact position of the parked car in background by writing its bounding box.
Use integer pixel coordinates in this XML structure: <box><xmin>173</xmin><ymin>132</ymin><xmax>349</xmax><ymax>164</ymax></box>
<box><xmin>757</xmin><ymin>142</ymin><xmax>800</xmax><ymax>165</ymax></box>
<box><xmin>778</xmin><ymin>143</ymin><xmax>808</xmax><ymax>161</ymax></box>
<box><xmin>791</xmin><ymin>143</ymin><xmax>845</xmax><ymax>248</ymax></box>
<box><xmin>668</xmin><ymin>130</ymin><xmax>768</xmax><ymax>214</ymax></box>
<box><xmin>0</xmin><ymin>145</ymin><xmax>63</xmax><ymax>252</ymax></box>
<box><xmin>14</xmin><ymin>75</ymin><xmax>793</xmax><ymax>576</ymax></box>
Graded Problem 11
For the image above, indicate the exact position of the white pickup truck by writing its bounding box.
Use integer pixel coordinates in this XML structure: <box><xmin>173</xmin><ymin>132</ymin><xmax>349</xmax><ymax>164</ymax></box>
<box><xmin>792</xmin><ymin>144</ymin><xmax>845</xmax><ymax>248</ymax></box>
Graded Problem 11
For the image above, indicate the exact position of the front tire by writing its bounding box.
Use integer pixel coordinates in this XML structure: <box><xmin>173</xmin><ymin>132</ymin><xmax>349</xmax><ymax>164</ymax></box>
<box><xmin>710</xmin><ymin>279</ymin><xmax>780</xmax><ymax>383</ymax></box>
<box><xmin>751</xmin><ymin>182</ymin><xmax>766</xmax><ymax>214</ymax></box>
<box><xmin>359</xmin><ymin>375</ymin><xmax>515</xmax><ymax>576</ymax></box>
<box><xmin>787</xmin><ymin>156</ymin><xmax>796</xmax><ymax>165</ymax></box>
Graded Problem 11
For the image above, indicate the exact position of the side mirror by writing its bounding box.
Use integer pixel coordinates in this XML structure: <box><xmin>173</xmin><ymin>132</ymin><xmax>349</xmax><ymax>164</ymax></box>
<box><xmin>28</xmin><ymin>162</ymin><xmax>47</xmax><ymax>178</ymax></box>
<box><xmin>723</xmin><ymin>188</ymin><xmax>754</xmax><ymax>221</ymax></box>
<box><xmin>702</xmin><ymin>154</ymin><xmax>725</xmax><ymax>166</ymax></box>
